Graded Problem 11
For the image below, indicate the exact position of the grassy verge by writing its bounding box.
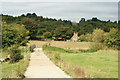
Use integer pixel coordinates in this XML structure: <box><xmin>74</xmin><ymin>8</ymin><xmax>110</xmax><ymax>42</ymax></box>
<box><xmin>43</xmin><ymin>45</ymin><xmax>118</xmax><ymax>78</ymax></box>
<box><xmin>1</xmin><ymin>46</ymin><xmax>31</xmax><ymax>78</ymax></box>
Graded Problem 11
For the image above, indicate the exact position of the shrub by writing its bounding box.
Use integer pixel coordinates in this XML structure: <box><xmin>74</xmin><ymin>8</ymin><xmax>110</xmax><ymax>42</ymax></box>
<box><xmin>85</xmin><ymin>33</ymin><xmax>93</xmax><ymax>42</ymax></box>
<box><xmin>9</xmin><ymin>45</ymin><xmax>23</xmax><ymax>63</ymax></box>
<box><xmin>89</xmin><ymin>43</ymin><xmax>104</xmax><ymax>52</ymax></box>
<box><xmin>92</xmin><ymin>28</ymin><xmax>105</xmax><ymax>42</ymax></box>
<box><xmin>78</xmin><ymin>34</ymin><xmax>87</xmax><ymax>41</ymax></box>
<box><xmin>30</xmin><ymin>44</ymin><xmax>36</xmax><ymax>52</ymax></box>
<box><xmin>104</xmin><ymin>28</ymin><xmax>120</xmax><ymax>49</ymax></box>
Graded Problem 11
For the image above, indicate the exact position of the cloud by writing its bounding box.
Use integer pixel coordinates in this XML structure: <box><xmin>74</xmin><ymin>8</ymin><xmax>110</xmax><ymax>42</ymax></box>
<box><xmin>1</xmin><ymin>2</ymin><xmax>118</xmax><ymax>21</ymax></box>
<box><xmin>1</xmin><ymin>0</ymin><xmax>119</xmax><ymax>2</ymax></box>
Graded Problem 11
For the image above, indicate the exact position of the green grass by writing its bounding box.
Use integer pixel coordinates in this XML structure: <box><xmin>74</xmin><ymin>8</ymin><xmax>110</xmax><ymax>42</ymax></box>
<box><xmin>43</xmin><ymin>45</ymin><xmax>78</xmax><ymax>54</ymax></box>
<box><xmin>1</xmin><ymin>46</ymin><xmax>31</xmax><ymax>78</ymax></box>
<box><xmin>43</xmin><ymin>45</ymin><xmax>118</xmax><ymax>78</ymax></box>
<box><xmin>2</xmin><ymin>54</ymin><xmax>30</xmax><ymax>78</ymax></box>
<box><xmin>0</xmin><ymin>49</ymin><xmax>8</xmax><ymax>59</ymax></box>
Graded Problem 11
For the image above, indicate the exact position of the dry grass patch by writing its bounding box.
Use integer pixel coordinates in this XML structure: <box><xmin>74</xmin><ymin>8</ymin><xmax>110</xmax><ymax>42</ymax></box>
<box><xmin>29</xmin><ymin>40</ymin><xmax>92</xmax><ymax>50</ymax></box>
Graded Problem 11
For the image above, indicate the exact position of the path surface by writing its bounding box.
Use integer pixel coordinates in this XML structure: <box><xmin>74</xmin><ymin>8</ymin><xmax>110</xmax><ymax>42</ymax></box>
<box><xmin>24</xmin><ymin>48</ymin><xmax>70</xmax><ymax>78</ymax></box>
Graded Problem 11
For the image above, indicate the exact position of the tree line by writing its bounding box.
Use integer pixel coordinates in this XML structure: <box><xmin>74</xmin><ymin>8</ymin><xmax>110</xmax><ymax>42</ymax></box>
<box><xmin>1</xmin><ymin>13</ymin><xmax>120</xmax><ymax>49</ymax></box>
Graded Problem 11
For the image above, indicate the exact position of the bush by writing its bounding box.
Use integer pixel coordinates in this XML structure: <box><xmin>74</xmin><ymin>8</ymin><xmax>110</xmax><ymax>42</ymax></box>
<box><xmin>85</xmin><ymin>33</ymin><xmax>93</xmax><ymax>42</ymax></box>
<box><xmin>79</xmin><ymin>34</ymin><xmax>92</xmax><ymax>42</ymax></box>
<box><xmin>30</xmin><ymin>44</ymin><xmax>36</xmax><ymax>52</ymax></box>
<box><xmin>9</xmin><ymin>45</ymin><xmax>23</xmax><ymax>63</ymax></box>
<box><xmin>104</xmin><ymin>28</ymin><xmax>120</xmax><ymax>49</ymax></box>
<box><xmin>92</xmin><ymin>28</ymin><xmax>105</xmax><ymax>42</ymax></box>
<box><xmin>89</xmin><ymin>43</ymin><xmax>104</xmax><ymax>52</ymax></box>
<box><xmin>78</xmin><ymin>34</ymin><xmax>87</xmax><ymax>41</ymax></box>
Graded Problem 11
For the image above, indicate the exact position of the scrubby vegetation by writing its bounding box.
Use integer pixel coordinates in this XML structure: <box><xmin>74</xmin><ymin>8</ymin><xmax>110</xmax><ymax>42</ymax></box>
<box><xmin>79</xmin><ymin>28</ymin><xmax>120</xmax><ymax>50</ymax></box>
<box><xmin>1</xmin><ymin>46</ymin><xmax>30</xmax><ymax>78</ymax></box>
<box><xmin>8</xmin><ymin>45</ymin><xmax>23</xmax><ymax>63</ymax></box>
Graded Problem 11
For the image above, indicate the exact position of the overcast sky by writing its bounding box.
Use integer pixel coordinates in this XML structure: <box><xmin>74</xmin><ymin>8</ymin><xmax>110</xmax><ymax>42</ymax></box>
<box><xmin>1</xmin><ymin>1</ymin><xmax>118</xmax><ymax>22</ymax></box>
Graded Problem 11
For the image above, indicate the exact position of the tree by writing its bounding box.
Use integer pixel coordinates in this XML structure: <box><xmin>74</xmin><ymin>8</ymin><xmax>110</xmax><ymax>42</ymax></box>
<box><xmin>92</xmin><ymin>29</ymin><xmax>105</xmax><ymax>42</ymax></box>
<box><xmin>21</xmin><ymin>17</ymin><xmax>38</xmax><ymax>39</ymax></box>
<box><xmin>79</xmin><ymin>18</ymin><xmax>85</xmax><ymax>22</ymax></box>
<box><xmin>2</xmin><ymin>22</ymin><xmax>29</xmax><ymax>48</ymax></box>
<box><xmin>2</xmin><ymin>13</ymin><xmax>118</xmax><ymax>42</ymax></box>
<box><xmin>104</xmin><ymin>28</ymin><xmax>120</xmax><ymax>49</ymax></box>
<box><xmin>43</xmin><ymin>32</ymin><xmax>52</xmax><ymax>39</ymax></box>
<box><xmin>92</xmin><ymin>17</ymin><xmax>98</xmax><ymax>21</ymax></box>
<box><xmin>53</xmin><ymin>26</ymin><xmax>70</xmax><ymax>40</ymax></box>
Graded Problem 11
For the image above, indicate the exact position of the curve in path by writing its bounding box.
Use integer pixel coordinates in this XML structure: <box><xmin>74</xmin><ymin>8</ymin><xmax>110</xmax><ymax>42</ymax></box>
<box><xmin>24</xmin><ymin>48</ymin><xmax>71</xmax><ymax>78</ymax></box>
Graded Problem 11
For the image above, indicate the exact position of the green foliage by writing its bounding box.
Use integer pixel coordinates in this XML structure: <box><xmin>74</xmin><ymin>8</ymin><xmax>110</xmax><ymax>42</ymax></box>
<box><xmin>2</xmin><ymin>22</ymin><xmax>29</xmax><ymax>48</ymax></box>
<box><xmin>78</xmin><ymin>34</ymin><xmax>87</xmax><ymax>41</ymax></box>
<box><xmin>2</xmin><ymin>13</ymin><xmax>119</xmax><ymax>49</ymax></box>
<box><xmin>9</xmin><ymin>45</ymin><xmax>23</xmax><ymax>63</ymax></box>
<box><xmin>43</xmin><ymin>32</ymin><xmax>52</xmax><ymax>39</ymax></box>
<box><xmin>104</xmin><ymin>28</ymin><xmax>120</xmax><ymax>49</ymax></box>
<box><xmin>20</xmin><ymin>17</ymin><xmax>37</xmax><ymax>39</ymax></box>
<box><xmin>53</xmin><ymin>26</ymin><xmax>72</xmax><ymax>39</ymax></box>
<box><xmin>79</xmin><ymin>28</ymin><xmax>119</xmax><ymax>50</ymax></box>
<box><xmin>85</xmin><ymin>33</ymin><xmax>93</xmax><ymax>42</ymax></box>
<box><xmin>36</xmin><ymin>35</ymin><xmax>45</xmax><ymax>40</ymax></box>
<box><xmin>79</xmin><ymin>29</ymin><xmax>105</xmax><ymax>42</ymax></box>
<box><xmin>92</xmin><ymin>28</ymin><xmax>105</xmax><ymax>42</ymax></box>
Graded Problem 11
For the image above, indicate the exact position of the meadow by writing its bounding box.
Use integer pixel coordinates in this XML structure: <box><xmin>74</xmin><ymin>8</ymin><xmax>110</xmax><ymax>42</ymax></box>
<box><xmin>37</xmin><ymin>41</ymin><xmax>119</xmax><ymax>78</ymax></box>
<box><xmin>1</xmin><ymin>40</ymin><xmax>118</xmax><ymax>78</ymax></box>
<box><xmin>43</xmin><ymin>45</ymin><xmax>118</xmax><ymax>78</ymax></box>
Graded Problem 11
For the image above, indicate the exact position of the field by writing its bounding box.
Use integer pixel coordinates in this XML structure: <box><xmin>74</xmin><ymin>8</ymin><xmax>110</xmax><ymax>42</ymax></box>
<box><xmin>43</xmin><ymin>45</ymin><xmax>118</xmax><ymax>78</ymax></box>
<box><xmin>1</xmin><ymin>40</ymin><xmax>118</xmax><ymax>78</ymax></box>
<box><xmin>29</xmin><ymin>40</ymin><xmax>91</xmax><ymax>50</ymax></box>
<box><xmin>34</xmin><ymin>40</ymin><xmax>119</xmax><ymax>78</ymax></box>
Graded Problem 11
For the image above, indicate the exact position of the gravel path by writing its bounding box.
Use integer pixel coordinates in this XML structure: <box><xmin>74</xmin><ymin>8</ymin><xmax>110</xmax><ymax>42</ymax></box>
<box><xmin>24</xmin><ymin>48</ymin><xmax>71</xmax><ymax>78</ymax></box>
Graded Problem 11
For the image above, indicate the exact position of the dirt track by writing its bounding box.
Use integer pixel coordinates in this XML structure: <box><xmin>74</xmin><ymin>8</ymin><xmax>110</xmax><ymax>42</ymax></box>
<box><xmin>24</xmin><ymin>48</ymin><xmax>71</xmax><ymax>78</ymax></box>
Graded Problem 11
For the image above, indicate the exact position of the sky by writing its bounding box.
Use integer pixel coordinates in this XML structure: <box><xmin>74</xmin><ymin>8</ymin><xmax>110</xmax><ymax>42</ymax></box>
<box><xmin>1</xmin><ymin>0</ymin><xmax>119</xmax><ymax>22</ymax></box>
